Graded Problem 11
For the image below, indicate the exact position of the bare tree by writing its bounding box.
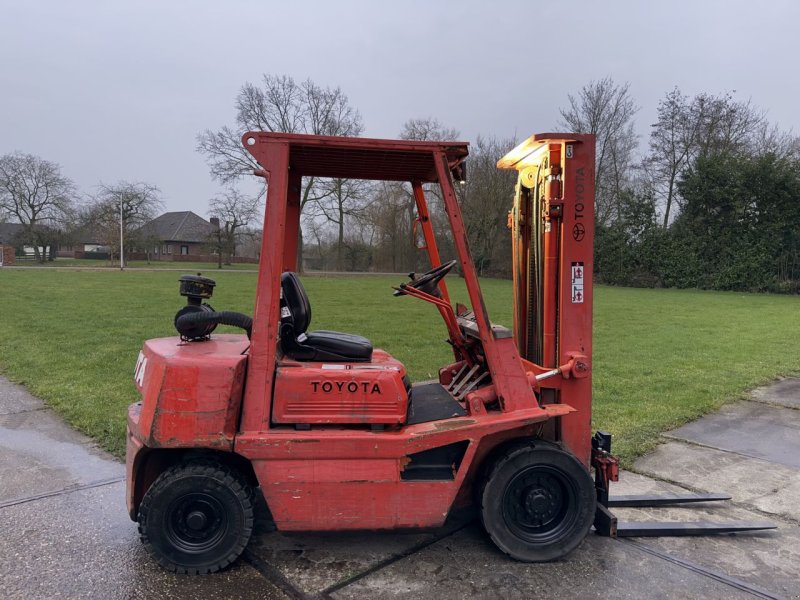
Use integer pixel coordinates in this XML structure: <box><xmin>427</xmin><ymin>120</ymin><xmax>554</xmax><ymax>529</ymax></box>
<box><xmin>364</xmin><ymin>182</ymin><xmax>413</xmax><ymax>272</ymax></box>
<box><xmin>646</xmin><ymin>89</ymin><xmax>770</xmax><ymax>226</ymax></box>
<box><xmin>306</xmin><ymin>178</ymin><xmax>373</xmax><ymax>270</ymax></box>
<box><xmin>197</xmin><ymin>74</ymin><xmax>363</xmax><ymax>268</ymax></box>
<box><xmin>753</xmin><ymin>122</ymin><xmax>800</xmax><ymax>162</ymax></box>
<box><xmin>234</xmin><ymin>227</ymin><xmax>263</xmax><ymax>261</ymax></box>
<box><xmin>302</xmin><ymin>217</ymin><xmax>337</xmax><ymax>270</ymax></box>
<box><xmin>0</xmin><ymin>152</ymin><xmax>76</xmax><ymax>261</ymax></box>
<box><xmin>644</xmin><ymin>88</ymin><xmax>698</xmax><ymax>227</ymax></box>
<box><xmin>559</xmin><ymin>77</ymin><xmax>639</xmax><ymax>224</ymax></box>
<box><xmin>690</xmin><ymin>92</ymin><xmax>766</xmax><ymax>160</ymax></box>
<box><xmin>460</xmin><ymin>136</ymin><xmax>518</xmax><ymax>276</ymax></box>
<box><xmin>89</xmin><ymin>181</ymin><xmax>163</xmax><ymax>264</ymax></box>
<box><xmin>198</xmin><ymin>75</ymin><xmax>363</xmax><ymax>182</ymax></box>
<box><xmin>207</xmin><ymin>188</ymin><xmax>260</xmax><ymax>268</ymax></box>
<box><xmin>394</xmin><ymin>118</ymin><xmax>461</xmax><ymax>270</ymax></box>
<box><xmin>400</xmin><ymin>117</ymin><xmax>460</xmax><ymax>142</ymax></box>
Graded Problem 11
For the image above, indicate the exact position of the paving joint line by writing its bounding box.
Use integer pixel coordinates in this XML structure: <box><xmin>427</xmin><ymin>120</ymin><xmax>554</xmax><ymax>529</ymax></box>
<box><xmin>0</xmin><ymin>406</ymin><xmax>48</xmax><ymax>417</ymax></box>
<box><xmin>242</xmin><ymin>549</ymin><xmax>310</xmax><ymax>600</ymax></box>
<box><xmin>628</xmin><ymin>442</ymin><xmax>800</xmax><ymax>526</ymax></box>
<box><xmin>0</xmin><ymin>476</ymin><xmax>125</xmax><ymax>509</ymax></box>
<box><xmin>748</xmin><ymin>397</ymin><xmax>800</xmax><ymax>411</ymax></box>
<box><xmin>622</xmin><ymin>538</ymin><xmax>786</xmax><ymax>600</ymax></box>
<box><xmin>318</xmin><ymin>518</ymin><xmax>474</xmax><ymax>598</ymax></box>
<box><xmin>660</xmin><ymin>433</ymin><xmax>800</xmax><ymax>467</ymax></box>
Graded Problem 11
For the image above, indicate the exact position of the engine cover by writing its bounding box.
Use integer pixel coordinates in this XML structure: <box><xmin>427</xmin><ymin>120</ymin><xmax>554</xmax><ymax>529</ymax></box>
<box><xmin>272</xmin><ymin>350</ymin><xmax>408</xmax><ymax>425</ymax></box>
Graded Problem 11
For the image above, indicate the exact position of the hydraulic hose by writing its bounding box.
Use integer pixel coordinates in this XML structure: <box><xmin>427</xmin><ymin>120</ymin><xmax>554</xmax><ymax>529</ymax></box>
<box><xmin>175</xmin><ymin>310</ymin><xmax>253</xmax><ymax>340</ymax></box>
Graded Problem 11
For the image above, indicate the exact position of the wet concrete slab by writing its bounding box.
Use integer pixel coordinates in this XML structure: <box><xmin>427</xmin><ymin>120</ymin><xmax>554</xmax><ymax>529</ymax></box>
<box><xmin>3</xmin><ymin>373</ymin><xmax>800</xmax><ymax>599</ymax></box>
<box><xmin>666</xmin><ymin>401</ymin><xmax>800</xmax><ymax>469</ymax></box>
<box><xmin>750</xmin><ymin>377</ymin><xmax>800</xmax><ymax>408</ymax></box>
<box><xmin>0</xmin><ymin>406</ymin><xmax>123</xmax><ymax>503</ymax></box>
<box><xmin>614</xmin><ymin>500</ymin><xmax>797</xmax><ymax>598</ymax></box>
<box><xmin>0</xmin><ymin>481</ymin><xmax>287</xmax><ymax>600</ymax></box>
<box><xmin>635</xmin><ymin>440</ymin><xmax>800</xmax><ymax>521</ymax></box>
<box><xmin>0</xmin><ymin>379</ymin><xmax>44</xmax><ymax>415</ymax></box>
<box><xmin>628</xmin><ymin>424</ymin><xmax>800</xmax><ymax>598</ymax></box>
<box><xmin>247</xmin><ymin>522</ymin><xmax>460</xmax><ymax>595</ymax></box>
<box><xmin>330</xmin><ymin>523</ymin><xmax>758</xmax><ymax>600</ymax></box>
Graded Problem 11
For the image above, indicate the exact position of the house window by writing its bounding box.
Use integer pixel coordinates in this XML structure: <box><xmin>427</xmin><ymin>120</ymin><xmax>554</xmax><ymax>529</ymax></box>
<box><xmin>167</xmin><ymin>245</ymin><xmax>173</xmax><ymax>254</ymax></box>
<box><xmin>181</xmin><ymin>245</ymin><xmax>189</xmax><ymax>255</ymax></box>
<box><xmin>161</xmin><ymin>245</ymin><xmax>167</xmax><ymax>255</ymax></box>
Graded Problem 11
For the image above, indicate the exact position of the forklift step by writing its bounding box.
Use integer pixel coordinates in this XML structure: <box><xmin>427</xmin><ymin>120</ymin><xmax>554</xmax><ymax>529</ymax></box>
<box><xmin>615</xmin><ymin>521</ymin><xmax>777</xmax><ymax>537</ymax></box>
<box><xmin>607</xmin><ymin>493</ymin><xmax>731</xmax><ymax>507</ymax></box>
<box><xmin>406</xmin><ymin>382</ymin><xmax>467</xmax><ymax>425</ymax></box>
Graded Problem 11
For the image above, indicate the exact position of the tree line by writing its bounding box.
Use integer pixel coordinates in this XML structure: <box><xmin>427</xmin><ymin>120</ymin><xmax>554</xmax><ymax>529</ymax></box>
<box><xmin>198</xmin><ymin>73</ymin><xmax>800</xmax><ymax>291</ymax></box>
<box><xmin>196</xmin><ymin>74</ymin><xmax>518</xmax><ymax>275</ymax></box>
<box><xmin>563</xmin><ymin>78</ymin><xmax>800</xmax><ymax>293</ymax></box>
<box><xmin>0</xmin><ymin>152</ymin><xmax>166</xmax><ymax>263</ymax></box>
<box><xmin>3</xmin><ymin>73</ymin><xmax>798</xmax><ymax>293</ymax></box>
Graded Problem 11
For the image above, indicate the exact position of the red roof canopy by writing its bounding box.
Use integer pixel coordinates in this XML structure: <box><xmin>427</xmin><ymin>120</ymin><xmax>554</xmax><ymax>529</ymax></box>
<box><xmin>243</xmin><ymin>132</ymin><xmax>469</xmax><ymax>182</ymax></box>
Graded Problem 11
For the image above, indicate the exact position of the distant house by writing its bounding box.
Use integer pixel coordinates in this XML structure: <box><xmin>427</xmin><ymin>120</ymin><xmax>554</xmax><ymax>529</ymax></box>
<box><xmin>140</xmin><ymin>211</ymin><xmax>215</xmax><ymax>260</ymax></box>
<box><xmin>60</xmin><ymin>225</ymin><xmax>109</xmax><ymax>258</ymax></box>
<box><xmin>0</xmin><ymin>222</ymin><xmax>23</xmax><ymax>266</ymax></box>
<box><xmin>0</xmin><ymin>222</ymin><xmax>65</xmax><ymax>260</ymax></box>
<box><xmin>0</xmin><ymin>222</ymin><xmax>24</xmax><ymax>247</ymax></box>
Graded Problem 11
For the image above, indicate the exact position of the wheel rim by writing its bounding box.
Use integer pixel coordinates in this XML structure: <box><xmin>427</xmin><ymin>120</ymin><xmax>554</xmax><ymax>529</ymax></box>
<box><xmin>165</xmin><ymin>492</ymin><xmax>229</xmax><ymax>554</ymax></box>
<box><xmin>501</xmin><ymin>464</ymin><xmax>580</xmax><ymax>544</ymax></box>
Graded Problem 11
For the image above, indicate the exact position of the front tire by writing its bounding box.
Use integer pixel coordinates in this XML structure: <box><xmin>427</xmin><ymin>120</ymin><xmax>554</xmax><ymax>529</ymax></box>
<box><xmin>480</xmin><ymin>441</ymin><xmax>595</xmax><ymax>562</ymax></box>
<box><xmin>138</xmin><ymin>461</ymin><xmax>255</xmax><ymax>574</ymax></box>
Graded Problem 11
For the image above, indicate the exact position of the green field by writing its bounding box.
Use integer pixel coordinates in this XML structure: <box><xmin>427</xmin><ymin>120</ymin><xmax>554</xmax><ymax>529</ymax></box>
<box><xmin>1</xmin><ymin>267</ymin><xmax>798</xmax><ymax>465</ymax></box>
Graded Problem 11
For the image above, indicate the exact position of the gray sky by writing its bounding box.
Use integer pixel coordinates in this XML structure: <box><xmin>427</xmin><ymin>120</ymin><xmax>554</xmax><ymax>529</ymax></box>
<box><xmin>2</xmin><ymin>0</ymin><xmax>799</xmax><ymax>215</ymax></box>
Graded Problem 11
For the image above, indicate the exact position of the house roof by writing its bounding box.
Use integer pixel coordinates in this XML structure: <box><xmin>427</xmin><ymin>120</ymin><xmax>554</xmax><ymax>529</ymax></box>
<box><xmin>142</xmin><ymin>211</ymin><xmax>215</xmax><ymax>243</ymax></box>
<box><xmin>0</xmin><ymin>222</ymin><xmax>24</xmax><ymax>244</ymax></box>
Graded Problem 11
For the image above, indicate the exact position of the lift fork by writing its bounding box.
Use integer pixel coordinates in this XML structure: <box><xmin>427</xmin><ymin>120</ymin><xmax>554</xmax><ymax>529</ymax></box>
<box><xmin>591</xmin><ymin>432</ymin><xmax>776</xmax><ymax>538</ymax></box>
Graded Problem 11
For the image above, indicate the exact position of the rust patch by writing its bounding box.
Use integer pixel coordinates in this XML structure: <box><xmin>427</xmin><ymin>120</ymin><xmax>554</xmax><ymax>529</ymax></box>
<box><xmin>432</xmin><ymin>419</ymin><xmax>476</xmax><ymax>431</ymax></box>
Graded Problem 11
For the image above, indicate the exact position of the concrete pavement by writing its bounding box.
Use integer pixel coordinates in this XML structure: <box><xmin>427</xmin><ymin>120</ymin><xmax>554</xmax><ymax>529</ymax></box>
<box><xmin>1</xmin><ymin>375</ymin><xmax>798</xmax><ymax>599</ymax></box>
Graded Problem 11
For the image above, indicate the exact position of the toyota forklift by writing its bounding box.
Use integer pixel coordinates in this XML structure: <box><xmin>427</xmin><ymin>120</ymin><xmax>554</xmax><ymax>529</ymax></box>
<box><xmin>126</xmin><ymin>131</ymin><xmax>773</xmax><ymax>574</ymax></box>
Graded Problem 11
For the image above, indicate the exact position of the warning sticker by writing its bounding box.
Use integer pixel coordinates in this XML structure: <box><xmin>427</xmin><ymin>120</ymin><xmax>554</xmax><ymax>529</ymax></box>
<box><xmin>571</xmin><ymin>262</ymin><xmax>584</xmax><ymax>304</ymax></box>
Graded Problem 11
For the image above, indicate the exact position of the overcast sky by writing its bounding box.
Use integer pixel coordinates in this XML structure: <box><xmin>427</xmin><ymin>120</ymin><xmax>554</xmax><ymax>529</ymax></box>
<box><xmin>2</xmin><ymin>0</ymin><xmax>799</xmax><ymax>216</ymax></box>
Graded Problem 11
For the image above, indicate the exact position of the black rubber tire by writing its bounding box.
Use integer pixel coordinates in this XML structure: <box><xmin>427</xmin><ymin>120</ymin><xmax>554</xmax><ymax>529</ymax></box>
<box><xmin>138</xmin><ymin>461</ymin><xmax>255</xmax><ymax>574</ymax></box>
<box><xmin>480</xmin><ymin>440</ymin><xmax>595</xmax><ymax>562</ymax></box>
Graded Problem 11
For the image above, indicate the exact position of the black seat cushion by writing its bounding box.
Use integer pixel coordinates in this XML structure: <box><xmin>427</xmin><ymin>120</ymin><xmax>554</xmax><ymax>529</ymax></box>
<box><xmin>304</xmin><ymin>330</ymin><xmax>373</xmax><ymax>362</ymax></box>
<box><xmin>280</xmin><ymin>272</ymin><xmax>373</xmax><ymax>362</ymax></box>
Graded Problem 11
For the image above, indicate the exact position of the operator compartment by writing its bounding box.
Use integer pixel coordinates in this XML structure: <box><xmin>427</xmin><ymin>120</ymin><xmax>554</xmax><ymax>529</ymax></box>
<box><xmin>272</xmin><ymin>350</ymin><xmax>409</xmax><ymax>426</ymax></box>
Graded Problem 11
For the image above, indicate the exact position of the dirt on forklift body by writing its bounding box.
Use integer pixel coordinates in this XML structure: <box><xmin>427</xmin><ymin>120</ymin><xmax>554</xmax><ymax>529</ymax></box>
<box><xmin>125</xmin><ymin>132</ymin><xmax>773</xmax><ymax>574</ymax></box>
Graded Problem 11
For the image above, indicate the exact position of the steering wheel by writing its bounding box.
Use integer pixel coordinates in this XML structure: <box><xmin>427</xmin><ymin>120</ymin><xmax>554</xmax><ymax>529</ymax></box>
<box><xmin>394</xmin><ymin>259</ymin><xmax>457</xmax><ymax>297</ymax></box>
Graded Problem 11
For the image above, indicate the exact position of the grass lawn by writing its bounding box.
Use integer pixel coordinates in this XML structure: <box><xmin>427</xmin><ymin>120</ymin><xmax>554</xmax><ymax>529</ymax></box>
<box><xmin>0</xmin><ymin>268</ymin><xmax>799</xmax><ymax>465</ymax></box>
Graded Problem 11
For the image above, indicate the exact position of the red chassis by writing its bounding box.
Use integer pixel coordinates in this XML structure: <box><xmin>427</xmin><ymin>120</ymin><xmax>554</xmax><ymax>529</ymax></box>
<box><xmin>126</xmin><ymin>132</ymin><xmax>602</xmax><ymax>573</ymax></box>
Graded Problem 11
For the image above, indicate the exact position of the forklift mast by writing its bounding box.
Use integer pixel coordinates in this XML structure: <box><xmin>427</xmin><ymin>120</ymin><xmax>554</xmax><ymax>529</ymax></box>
<box><xmin>499</xmin><ymin>134</ymin><xmax>595</xmax><ymax>465</ymax></box>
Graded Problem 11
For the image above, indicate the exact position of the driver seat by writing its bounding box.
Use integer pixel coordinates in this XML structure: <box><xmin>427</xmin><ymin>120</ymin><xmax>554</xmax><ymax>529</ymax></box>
<box><xmin>279</xmin><ymin>272</ymin><xmax>373</xmax><ymax>362</ymax></box>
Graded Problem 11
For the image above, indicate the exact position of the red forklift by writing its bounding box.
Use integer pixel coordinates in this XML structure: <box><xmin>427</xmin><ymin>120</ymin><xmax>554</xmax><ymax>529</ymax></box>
<box><xmin>126</xmin><ymin>131</ymin><xmax>773</xmax><ymax>574</ymax></box>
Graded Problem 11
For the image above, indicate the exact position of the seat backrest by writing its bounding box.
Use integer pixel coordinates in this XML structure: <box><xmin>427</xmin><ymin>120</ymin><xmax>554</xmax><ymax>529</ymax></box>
<box><xmin>280</xmin><ymin>272</ymin><xmax>311</xmax><ymax>334</ymax></box>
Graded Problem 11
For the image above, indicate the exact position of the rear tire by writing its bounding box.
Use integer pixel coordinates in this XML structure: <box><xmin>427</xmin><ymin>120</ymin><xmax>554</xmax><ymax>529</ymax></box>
<box><xmin>138</xmin><ymin>461</ymin><xmax>254</xmax><ymax>574</ymax></box>
<box><xmin>480</xmin><ymin>441</ymin><xmax>595</xmax><ymax>562</ymax></box>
